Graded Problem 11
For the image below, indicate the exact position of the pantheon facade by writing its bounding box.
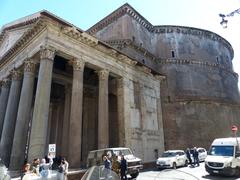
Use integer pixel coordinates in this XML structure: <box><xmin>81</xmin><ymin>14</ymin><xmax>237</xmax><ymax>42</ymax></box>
<box><xmin>0</xmin><ymin>3</ymin><xmax>240</xmax><ymax>171</ymax></box>
<box><xmin>0</xmin><ymin>8</ymin><xmax>164</xmax><ymax>170</ymax></box>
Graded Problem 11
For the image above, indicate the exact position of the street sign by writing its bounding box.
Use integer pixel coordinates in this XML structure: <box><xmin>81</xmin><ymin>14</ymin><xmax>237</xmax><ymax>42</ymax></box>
<box><xmin>49</xmin><ymin>144</ymin><xmax>56</xmax><ymax>153</ymax></box>
<box><xmin>48</xmin><ymin>144</ymin><xmax>56</xmax><ymax>158</ymax></box>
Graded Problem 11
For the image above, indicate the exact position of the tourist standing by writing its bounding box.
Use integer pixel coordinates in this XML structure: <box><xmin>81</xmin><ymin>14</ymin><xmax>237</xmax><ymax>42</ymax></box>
<box><xmin>120</xmin><ymin>154</ymin><xmax>127</xmax><ymax>180</ymax></box>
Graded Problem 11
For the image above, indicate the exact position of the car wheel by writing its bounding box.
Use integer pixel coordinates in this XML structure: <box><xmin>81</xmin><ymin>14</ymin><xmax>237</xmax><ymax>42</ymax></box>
<box><xmin>131</xmin><ymin>172</ymin><xmax>139</xmax><ymax>178</ymax></box>
<box><xmin>184</xmin><ymin>160</ymin><xmax>188</xmax><ymax>167</ymax></box>
<box><xmin>172</xmin><ymin>162</ymin><xmax>177</xmax><ymax>169</ymax></box>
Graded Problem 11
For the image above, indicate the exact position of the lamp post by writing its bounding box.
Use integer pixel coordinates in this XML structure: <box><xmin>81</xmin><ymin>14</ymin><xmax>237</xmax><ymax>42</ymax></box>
<box><xmin>219</xmin><ymin>8</ymin><xmax>240</xmax><ymax>28</ymax></box>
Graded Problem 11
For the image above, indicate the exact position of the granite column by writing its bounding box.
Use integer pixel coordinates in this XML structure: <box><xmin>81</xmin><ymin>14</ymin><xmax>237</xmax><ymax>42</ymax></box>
<box><xmin>98</xmin><ymin>69</ymin><xmax>109</xmax><ymax>149</ymax></box>
<box><xmin>61</xmin><ymin>84</ymin><xmax>71</xmax><ymax>159</ymax></box>
<box><xmin>28</xmin><ymin>46</ymin><xmax>55</xmax><ymax>161</ymax></box>
<box><xmin>0</xmin><ymin>79</ymin><xmax>10</xmax><ymax>141</ymax></box>
<box><xmin>9</xmin><ymin>60</ymin><xmax>36</xmax><ymax>170</ymax></box>
<box><xmin>0</xmin><ymin>70</ymin><xmax>22</xmax><ymax>167</ymax></box>
<box><xmin>68</xmin><ymin>58</ymin><xmax>85</xmax><ymax>168</ymax></box>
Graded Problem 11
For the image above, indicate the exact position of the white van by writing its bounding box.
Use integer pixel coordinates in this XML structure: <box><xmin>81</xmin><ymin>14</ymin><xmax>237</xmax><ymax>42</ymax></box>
<box><xmin>205</xmin><ymin>137</ymin><xmax>240</xmax><ymax>176</ymax></box>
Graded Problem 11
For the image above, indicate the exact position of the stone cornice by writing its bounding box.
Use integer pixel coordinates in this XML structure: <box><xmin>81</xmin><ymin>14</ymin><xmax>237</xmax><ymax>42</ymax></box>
<box><xmin>0</xmin><ymin>18</ymin><xmax>47</xmax><ymax>68</ymax></box>
<box><xmin>173</xmin><ymin>95</ymin><xmax>240</xmax><ymax>107</ymax></box>
<box><xmin>153</xmin><ymin>26</ymin><xmax>233</xmax><ymax>59</ymax></box>
<box><xmin>159</xmin><ymin>58</ymin><xmax>238</xmax><ymax>78</ymax></box>
<box><xmin>106</xmin><ymin>39</ymin><xmax>157</xmax><ymax>61</ymax></box>
<box><xmin>61</xmin><ymin>26</ymin><xmax>98</xmax><ymax>47</ymax></box>
<box><xmin>87</xmin><ymin>3</ymin><xmax>233</xmax><ymax>60</ymax></box>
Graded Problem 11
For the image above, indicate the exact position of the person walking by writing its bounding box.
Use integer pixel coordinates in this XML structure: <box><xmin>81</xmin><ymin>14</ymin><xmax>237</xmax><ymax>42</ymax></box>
<box><xmin>120</xmin><ymin>154</ymin><xmax>127</xmax><ymax>180</ymax></box>
<box><xmin>193</xmin><ymin>147</ymin><xmax>199</xmax><ymax>166</ymax></box>
<box><xmin>186</xmin><ymin>148</ymin><xmax>192</xmax><ymax>166</ymax></box>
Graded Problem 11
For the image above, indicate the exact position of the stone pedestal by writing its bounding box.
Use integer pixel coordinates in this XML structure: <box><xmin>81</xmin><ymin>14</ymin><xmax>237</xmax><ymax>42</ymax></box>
<box><xmin>0</xmin><ymin>70</ymin><xmax>22</xmax><ymax>167</ymax></box>
<box><xmin>0</xmin><ymin>79</ymin><xmax>10</xmax><ymax>141</ymax></box>
<box><xmin>98</xmin><ymin>70</ymin><xmax>109</xmax><ymax>149</ymax></box>
<box><xmin>68</xmin><ymin>59</ymin><xmax>85</xmax><ymax>168</ymax></box>
<box><xmin>9</xmin><ymin>60</ymin><xmax>36</xmax><ymax>170</ymax></box>
<box><xmin>28</xmin><ymin>46</ymin><xmax>55</xmax><ymax>161</ymax></box>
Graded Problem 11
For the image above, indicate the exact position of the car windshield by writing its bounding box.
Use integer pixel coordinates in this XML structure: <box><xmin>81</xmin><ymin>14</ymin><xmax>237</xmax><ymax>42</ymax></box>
<box><xmin>161</xmin><ymin>152</ymin><xmax>177</xmax><ymax>157</ymax></box>
<box><xmin>209</xmin><ymin>145</ymin><xmax>234</xmax><ymax>156</ymax></box>
<box><xmin>113</xmin><ymin>149</ymin><xmax>132</xmax><ymax>156</ymax></box>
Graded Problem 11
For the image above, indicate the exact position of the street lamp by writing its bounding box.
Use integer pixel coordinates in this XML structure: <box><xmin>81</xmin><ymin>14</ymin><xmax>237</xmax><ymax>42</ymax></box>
<box><xmin>219</xmin><ymin>8</ymin><xmax>240</xmax><ymax>28</ymax></box>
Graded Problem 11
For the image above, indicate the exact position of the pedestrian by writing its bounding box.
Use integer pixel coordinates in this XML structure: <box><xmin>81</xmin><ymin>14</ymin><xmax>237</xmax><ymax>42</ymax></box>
<box><xmin>103</xmin><ymin>155</ymin><xmax>111</xmax><ymax>179</ymax></box>
<box><xmin>39</xmin><ymin>158</ymin><xmax>51</xmax><ymax>179</ymax></box>
<box><xmin>61</xmin><ymin>157</ymin><xmax>69</xmax><ymax>180</ymax></box>
<box><xmin>193</xmin><ymin>147</ymin><xmax>199</xmax><ymax>166</ymax></box>
<box><xmin>120</xmin><ymin>154</ymin><xmax>127</xmax><ymax>180</ymax></box>
<box><xmin>112</xmin><ymin>155</ymin><xmax>120</xmax><ymax>175</ymax></box>
<box><xmin>22</xmin><ymin>162</ymin><xmax>31</xmax><ymax>176</ymax></box>
<box><xmin>30</xmin><ymin>158</ymin><xmax>40</xmax><ymax>175</ymax></box>
<box><xmin>186</xmin><ymin>148</ymin><xmax>192</xmax><ymax>166</ymax></box>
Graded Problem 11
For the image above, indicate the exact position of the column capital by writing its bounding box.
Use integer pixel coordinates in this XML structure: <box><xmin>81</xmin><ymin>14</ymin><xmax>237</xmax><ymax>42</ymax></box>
<box><xmin>71</xmin><ymin>58</ymin><xmax>85</xmax><ymax>71</ymax></box>
<box><xmin>97</xmin><ymin>69</ymin><xmax>109</xmax><ymax>80</ymax></box>
<box><xmin>1</xmin><ymin>79</ymin><xmax>10</xmax><ymax>88</ymax></box>
<box><xmin>40</xmin><ymin>46</ymin><xmax>56</xmax><ymax>61</ymax></box>
<box><xmin>24</xmin><ymin>59</ymin><xmax>36</xmax><ymax>73</ymax></box>
<box><xmin>155</xmin><ymin>75</ymin><xmax>166</xmax><ymax>81</ymax></box>
<box><xmin>10</xmin><ymin>69</ymin><xmax>22</xmax><ymax>81</ymax></box>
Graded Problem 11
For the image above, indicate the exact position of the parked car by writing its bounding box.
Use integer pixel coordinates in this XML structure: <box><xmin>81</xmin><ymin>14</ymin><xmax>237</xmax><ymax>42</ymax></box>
<box><xmin>87</xmin><ymin>147</ymin><xmax>143</xmax><ymax>178</ymax></box>
<box><xmin>156</xmin><ymin>150</ymin><xmax>188</xmax><ymax>169</ymax></box>
<box><xmin>197</xmin><ymin>147</ymin><xmax>207</xmax><ymax>162</ymax></box>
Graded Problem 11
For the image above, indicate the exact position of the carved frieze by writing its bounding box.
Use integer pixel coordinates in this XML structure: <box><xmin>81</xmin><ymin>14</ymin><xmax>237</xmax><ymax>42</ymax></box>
<box><xmin>40</xmin><ymin>46</ymin><xmax>56</xmax><ymax>61</ymax></box>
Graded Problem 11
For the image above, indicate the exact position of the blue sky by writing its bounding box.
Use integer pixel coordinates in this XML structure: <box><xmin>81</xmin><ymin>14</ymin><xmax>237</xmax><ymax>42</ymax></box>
<box><xmin>1</xmin><ymin>0</ymin><xmax>240</xmax><ymax>84</ymax></box>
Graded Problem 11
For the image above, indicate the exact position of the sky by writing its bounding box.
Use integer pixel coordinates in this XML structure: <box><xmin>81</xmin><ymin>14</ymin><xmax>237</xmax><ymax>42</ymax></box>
<box><xmin>0</xmin><ymin>0</ymin><xmax>240</xmax><ymax>85</ymax></box>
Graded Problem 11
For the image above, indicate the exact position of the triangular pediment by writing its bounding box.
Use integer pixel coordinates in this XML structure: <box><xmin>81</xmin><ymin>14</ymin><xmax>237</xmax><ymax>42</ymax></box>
<box><xmin>0</xmin><ymin>26</ymin><xmax>32</xmax><ymax>58</ymax></box>
<box><xmin>87</xmin><ymin>3</ymin><xmax>153</xmax><ymax>35</ymax></box>
<box><xmin>0</xmin><ymin>12</ymin><xmax>43</xmax><ymax>59</ymax></box>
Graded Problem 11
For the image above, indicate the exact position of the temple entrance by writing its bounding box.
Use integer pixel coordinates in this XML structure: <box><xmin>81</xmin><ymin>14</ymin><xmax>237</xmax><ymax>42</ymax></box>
<box><xmin>46</xmin><ymin>55</ymin><xmax>121</xmax><ymax>167</ymax></box>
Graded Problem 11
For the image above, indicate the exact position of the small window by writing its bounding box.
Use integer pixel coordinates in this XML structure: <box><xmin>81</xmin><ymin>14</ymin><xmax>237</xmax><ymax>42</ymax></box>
<box><xmin>171</xmin><ymin>50</ymin><xmax>175</xmax><ymax>58</ymax></box>
<box><xmin>216</xmin><ymin>57</ymin><xmax>219</xmax><ymax>63</ymax></box>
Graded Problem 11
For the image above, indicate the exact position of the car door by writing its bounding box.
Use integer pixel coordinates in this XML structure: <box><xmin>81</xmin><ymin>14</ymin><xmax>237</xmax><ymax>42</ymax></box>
<box><xmin>198</xmin><ymin>149</ymin><xmax>204</xmax><ymax>161</ymax></box>
<box><xmin>176</xmin><ymin>152</ymin><xmax>184</xmax><ymax>166</ymax></box>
